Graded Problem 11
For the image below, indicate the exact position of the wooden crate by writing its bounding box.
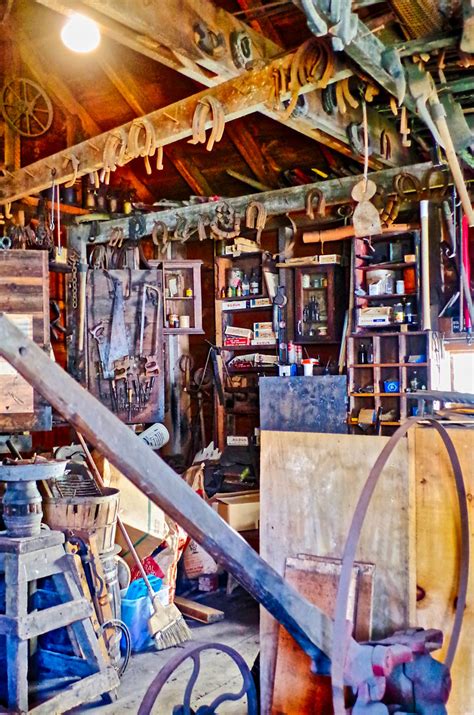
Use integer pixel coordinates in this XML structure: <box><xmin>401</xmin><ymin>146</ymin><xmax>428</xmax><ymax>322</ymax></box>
<box><xmin>0</xmin><ymin>250</ymin><xmax>51</xmax><ymax>431</ymax></box>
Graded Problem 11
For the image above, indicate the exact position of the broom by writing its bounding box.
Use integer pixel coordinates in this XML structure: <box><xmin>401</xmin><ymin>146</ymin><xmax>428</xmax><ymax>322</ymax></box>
<box><xmin>75</xmin><ymin>432</ymin><xmax>192</xmax><ymax>650</ymax></box>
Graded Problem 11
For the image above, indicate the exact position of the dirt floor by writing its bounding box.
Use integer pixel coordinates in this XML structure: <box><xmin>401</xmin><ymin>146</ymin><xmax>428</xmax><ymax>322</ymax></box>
<box><xmin>76</xmin><ymin>588</ymin><xmax>259</xmax><ymax>714</ymax></box>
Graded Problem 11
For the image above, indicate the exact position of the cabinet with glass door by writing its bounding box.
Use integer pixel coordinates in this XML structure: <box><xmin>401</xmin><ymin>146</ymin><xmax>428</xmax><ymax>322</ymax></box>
<box><xmin>294</xmin><ymin>265</ymin><xmax>345</xmax><ymax>344</ymax></box>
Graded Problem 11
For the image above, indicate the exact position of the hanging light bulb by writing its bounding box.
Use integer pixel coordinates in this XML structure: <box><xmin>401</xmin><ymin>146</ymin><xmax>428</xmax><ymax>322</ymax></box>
<box><xmin>61</xmin><ymin>13</ymin><xmax>101</xmax><ymax>53</ymax></box>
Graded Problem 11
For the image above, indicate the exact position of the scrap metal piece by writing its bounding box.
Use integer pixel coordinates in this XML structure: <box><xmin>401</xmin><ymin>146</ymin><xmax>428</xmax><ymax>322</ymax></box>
<box><xmin>405</xmin><ymin>62</ymin><xmax>444</xmax><ymax>147</ymax></box>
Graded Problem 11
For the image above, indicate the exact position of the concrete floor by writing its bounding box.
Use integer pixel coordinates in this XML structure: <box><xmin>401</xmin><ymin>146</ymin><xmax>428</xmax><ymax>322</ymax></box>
<box><xmin>77</xmin><ymin>588</ymin><xmax>259</xmax><ymax>714</ymax></box>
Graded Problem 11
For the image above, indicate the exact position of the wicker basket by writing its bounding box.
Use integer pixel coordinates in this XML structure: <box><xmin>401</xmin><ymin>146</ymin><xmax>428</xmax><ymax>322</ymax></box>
<box><xmin>43</xmin><ymin>487</ymin><xmax>120</xmax><ymax>554</ymax></box>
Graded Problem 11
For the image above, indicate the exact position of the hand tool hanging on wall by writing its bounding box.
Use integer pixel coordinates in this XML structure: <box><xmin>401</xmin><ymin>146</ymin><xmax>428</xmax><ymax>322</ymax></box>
<box><xmin>108</xmin><ymin>273</ymin><xmax>131</xmax><ymax>372</ymax></box>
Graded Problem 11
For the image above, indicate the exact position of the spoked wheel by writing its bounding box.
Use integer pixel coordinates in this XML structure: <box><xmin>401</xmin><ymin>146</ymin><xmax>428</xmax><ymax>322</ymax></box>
<box><xmin>1</xmin><ymin>77</ymin><xmax>53</xmax><ymax>137</ymax></box>
<box><xmin>138</xmin><ymin>641</ymin><xmax>258</xmax><ymax>715</ymax></box>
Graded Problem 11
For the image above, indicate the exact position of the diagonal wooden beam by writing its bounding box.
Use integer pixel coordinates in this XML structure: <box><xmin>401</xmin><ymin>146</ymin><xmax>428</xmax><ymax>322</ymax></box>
<box><xmin>236</xmin><ymin>0</ymin><xmax>284</xmax><ymax>45</ymax></box>
<box><xmin>0</xmin><ymin>55</ymin><xmax>295</xmax><ymax>204</ymax></box>
<box><xmin>99</xmin><ymin>54</ymin><xmax>214</xmax><ymax>196</ymax></box>
<box><xmin>34</xmin><ymin>0</ymin><xmax>216</xmax><ymax>85</ymax></box>
<box><xmin>226</xmin><ymin>118</ymin><xmax>280</xmax><ymax>188</ymax></box>
<box><xmin>166</xmin><ymin>145</ymin><xmax>215</xmax><ymax>197</ymax></box>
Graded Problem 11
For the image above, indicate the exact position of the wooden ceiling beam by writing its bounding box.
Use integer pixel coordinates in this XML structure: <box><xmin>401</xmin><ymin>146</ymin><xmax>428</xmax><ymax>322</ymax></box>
<box><xmin>70</xmin><ymin>161</ymin><xmax>433</xmax><ymax>243</ymax></box>
<box><xmin>0</xmin><ymin>55</ymin><xmax>296</xmax><ymax>204</ymax></box>
<box><xmin>32</xmin><ymin>0</ymin><xmax>376</xmax><ymax>167</ymax></box>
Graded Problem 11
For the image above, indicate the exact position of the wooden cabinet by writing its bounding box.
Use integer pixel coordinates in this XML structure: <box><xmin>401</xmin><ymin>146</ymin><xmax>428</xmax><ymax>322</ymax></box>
<box><xmin>294</xmin><ymin>264</ymin><xmax>345</xmax><ymax>344</ymax></box>
<box><xmin>347</xmin><ymin>330</ymin><xmax>439</xmax><ymax>435</ymax></box>
<box><xmin>353</xmin><ymin>230</ymin><xmax>421</xmax><ymax>333</ymax></box>
<box><xmin>161</xmin><ymin>260</ymin><xmax>203</xmax><ymax>335</ymax></box>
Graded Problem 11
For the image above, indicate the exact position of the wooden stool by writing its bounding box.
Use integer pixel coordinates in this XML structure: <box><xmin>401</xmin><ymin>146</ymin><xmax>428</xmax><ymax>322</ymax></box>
<box><xmin>0</xmin><ymin>529</ymin><xmax>119</xmax><ymax>714</ymax></box>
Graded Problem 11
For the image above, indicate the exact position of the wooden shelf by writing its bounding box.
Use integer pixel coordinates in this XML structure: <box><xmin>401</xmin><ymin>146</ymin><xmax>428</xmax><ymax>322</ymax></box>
<box><xmin>380</xmin><ymin>421</ymin><xmax>401</xmax><ymax>426</ymax></box>
<box><xmin>356</xmin><ymin>292</ymin><xmax>417</xmax><ymax>301</ymax></box>
<box><xmin>349</xmin><ymin>362</ymin><xmax>428</xmax><ymax>368</ymax></box>
<box><xmin>350</xmin><ymin>392</ymin><xmax>402</xmax><ymax>397</ymax></box>
<box><xmin>217</xmin><ymin>294</ymin><xmax>267</xmax><ymax>302</ymax></box>
<box><xmin>356</xmin><ymin>261</ymin><xmax>417</xmax><ymax>272</ymax></box>
<box><xmin>221</xmin><ymin>343</ymin><xmax>277</xmax><ymax>351</ymax></box>
<box><xmin>222</xmin><ymin>304</ymin><xmax>272</xmax><ymax>313</ymax></box>
<box><xmin>164</xmin><ymin>328</ymin><xmax>204</xmax><ymax>335</ymax></box>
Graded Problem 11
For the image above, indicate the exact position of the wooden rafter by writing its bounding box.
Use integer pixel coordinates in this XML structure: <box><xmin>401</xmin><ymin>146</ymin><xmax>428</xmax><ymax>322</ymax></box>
<box><xmin>0</xmin><ymin>55</ymin><xmax>296</xmax><ymax>204</ymax></box>
<box><xmin>226</xmin><ymin>118</ymin><xmax>280</xmax><ymax>188</ymax></box>
<box><xmin>236</xmin><ymin>0</ymin><xmax>284</xmax><ymax>45</ymax></box>
<box><xmin>166</xmin><ymin>145</ymin><xmax>215</xmax><ymax>197</ymax></box>
<box><xmin>99</xmin><ymin>54</ymin><xmax>213</xmax><ymax>196</ymax></box>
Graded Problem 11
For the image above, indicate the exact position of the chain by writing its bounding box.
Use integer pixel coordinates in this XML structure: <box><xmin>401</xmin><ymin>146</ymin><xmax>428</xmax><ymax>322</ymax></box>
<box><xmin>68</xmin><ymin>250</ymin><xmax>79</xmax><ymax>310</ymax></box>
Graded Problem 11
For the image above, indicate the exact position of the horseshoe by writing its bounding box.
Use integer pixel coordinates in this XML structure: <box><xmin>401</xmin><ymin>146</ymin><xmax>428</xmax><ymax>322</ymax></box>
<box><xmin>305</xmin><ymin>188</ymin><xmax>326</xmax><ymax>220</ymax></box>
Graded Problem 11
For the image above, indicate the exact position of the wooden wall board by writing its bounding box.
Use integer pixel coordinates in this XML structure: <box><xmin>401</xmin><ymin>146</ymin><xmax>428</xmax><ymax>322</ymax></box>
<box><xmin>259</xmin><ymin>376</ymin><xmax>347</xmax><ymax>434</ymax></box>
<box><xmin>411</xmin><ymin>425</ymin><xmax>474</xmax><ymax>715</ymax></box>
<box><xmin>260</xmin><ymin>431</ymin><xmax>412</xmax><ymax>714</ymax></box>
<box><xmin>0</xmin><ymin>250</ymin><xmax>51</xmax><ymax>431</ymax></box>
<box><xmin>86</xmin><ymin>269</ymin><xmax>165</xmax><ymax>424</ymax></box>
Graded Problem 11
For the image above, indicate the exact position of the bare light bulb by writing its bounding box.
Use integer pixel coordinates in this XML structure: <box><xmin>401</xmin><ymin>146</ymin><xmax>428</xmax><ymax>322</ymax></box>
<box><xmin>61</xmin><ymin>13</ymin><xmax>101</xmax><ymax>53</ymax></box>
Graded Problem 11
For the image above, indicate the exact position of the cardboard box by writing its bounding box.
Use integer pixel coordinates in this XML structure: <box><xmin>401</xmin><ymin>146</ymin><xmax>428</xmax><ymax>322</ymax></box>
<box><xmin>115</xmin><ymin>524</ymin><xmax>162</xmax><ymax>568</ymax></box>
<box><xmin>213</xmin><ymin>491</ymin><xmax>260</xmax><ymax>532</ymax></box>
<box><xmin>225</xmin><ymin>325</ymin><xmax>253</xmax><ymax>338</ymax></box>
<box><xmin>318</xmin><ymin>253</ymin><xmax>341</xmax><ymax>264</ymax></box>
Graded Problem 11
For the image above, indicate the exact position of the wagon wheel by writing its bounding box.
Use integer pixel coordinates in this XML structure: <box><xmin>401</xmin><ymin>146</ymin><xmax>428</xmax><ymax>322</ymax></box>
<box><xmin>1</xmin><ymin>77</ymin><xmax>53</xmax><ymax>137</ymax></box>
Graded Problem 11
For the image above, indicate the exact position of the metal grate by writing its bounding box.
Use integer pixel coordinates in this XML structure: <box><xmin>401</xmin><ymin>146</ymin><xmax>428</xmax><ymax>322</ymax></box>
<box><xmin>48</xmin><ymin>464</ymin><xmax>102</xmax><ymax>498</ymax></box>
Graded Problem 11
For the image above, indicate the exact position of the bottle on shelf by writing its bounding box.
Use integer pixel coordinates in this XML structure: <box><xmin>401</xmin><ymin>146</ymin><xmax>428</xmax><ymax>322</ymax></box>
<box><xmin>367</xmin><ymin>342</ymin><xmax>374</xmax><ymax>364</ymax></box>
<box><xmin>242</xmin><ymin>273</ymin><xmax>250</xmax><ymax>296</ymax></box>
<box><xmin>220</xmin><ymin>286</ymin><xmax>226</xmax><ymax>299</ymax></box>
<box><xmin>227</xmin><ymin>285</ymin><xmax>234</xmax><ymax>298</ymax></box>
<box><xmin>250</xmin><ymin>270</ymin><xmax>259</xmax><ymax>295</ymax></box>
<box><xmin>358</xmin><ymin>343</ymin><xmax>368</xmax><ymax>364</ymax></box>
<box><xmin>236</xmin><ymin>282</ymin><xmax>242</xmax><ymax>297</ymax></box>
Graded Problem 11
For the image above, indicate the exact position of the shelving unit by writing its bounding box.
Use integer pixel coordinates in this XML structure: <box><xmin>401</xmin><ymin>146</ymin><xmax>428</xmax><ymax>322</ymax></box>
<box><xmin>347</xmin><ymin>330</ymin><xmax>439</xmax><ymax>435</ymax></box>
<box><xmin>353</xmin><ymin>230</ymin><xmax>421</xmax><ymax>333</ymax></box>
<box><xmin>214</xmin><ymin>252</ymin><xmax>278</xmax><ymax>450</ymax></box>
<box><xmin>161</xmin><ymin>260</ymin><xmax>203</xmax><ymax>335</ymax></box>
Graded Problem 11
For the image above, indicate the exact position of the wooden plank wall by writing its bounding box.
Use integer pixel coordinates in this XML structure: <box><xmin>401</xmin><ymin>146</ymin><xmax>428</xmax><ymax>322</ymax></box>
<box><xmin>411</xmin><ymin>425</ymin><xmax>474</xmax><ymax>715</ymax></box>
<box><xmin>260</xmin><ymin>431</ymin><xmax>413</xmax><ymax>714</ymax></box>
<box><xmin>0</xmin><ymin>250</ymin><xmax>51</xmax><ymax>430</ymax></box>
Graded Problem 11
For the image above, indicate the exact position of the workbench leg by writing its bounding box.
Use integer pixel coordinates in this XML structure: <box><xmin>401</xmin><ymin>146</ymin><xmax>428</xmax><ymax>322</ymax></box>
<box><xmin>5</xmin><ymin>554</ymin><xmax>29</xmax><ymax>713</ymax></box>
